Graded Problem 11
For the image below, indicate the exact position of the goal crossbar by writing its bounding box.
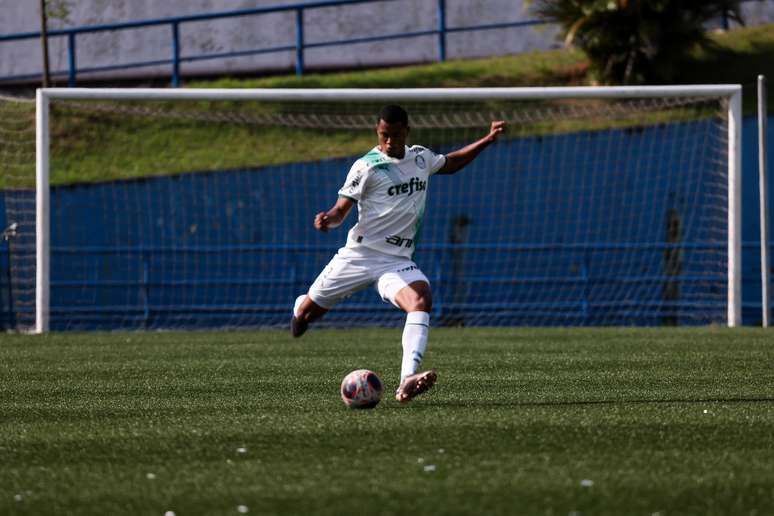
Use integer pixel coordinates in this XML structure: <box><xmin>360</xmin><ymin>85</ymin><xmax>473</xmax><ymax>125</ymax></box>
<box><xmin>39</xmin><ymin>85</ymin><xmax>741</xmax><ymax>102</ymax></box>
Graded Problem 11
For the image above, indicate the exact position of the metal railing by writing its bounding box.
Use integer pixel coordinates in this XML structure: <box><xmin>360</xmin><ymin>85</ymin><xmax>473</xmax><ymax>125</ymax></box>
<box><xmin>0</xmin><ymin>0</ymin><xmax>545</xmax><ymax>88</ymax></box>
<box><xmin>0</xmin><ymin>0</ymin><xmax>764</xmax><ymax>88</ymax></box>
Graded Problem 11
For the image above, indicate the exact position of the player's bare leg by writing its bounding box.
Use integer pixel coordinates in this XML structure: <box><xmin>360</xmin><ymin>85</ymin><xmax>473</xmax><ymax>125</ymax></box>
<box><xmin>291</xmin><ymin>294</ymin><xmax>328</xmax><ymax>338</ymax></box>
<box><xmin>393</xmin><ymin>281</ymin><xmax>436</xmax><ymax>402</ymax></box>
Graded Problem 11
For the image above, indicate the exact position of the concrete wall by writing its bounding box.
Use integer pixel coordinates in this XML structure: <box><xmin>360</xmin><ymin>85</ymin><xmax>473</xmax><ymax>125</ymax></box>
<box><xmin>1</xmin><ymin>1</ymin><xmax>773</xmax><ymax>83</ymax></box>
<box><xmin>0</xmin><ymin>0</ymin><xmax>562</xmax><ymax>82</ymax></box>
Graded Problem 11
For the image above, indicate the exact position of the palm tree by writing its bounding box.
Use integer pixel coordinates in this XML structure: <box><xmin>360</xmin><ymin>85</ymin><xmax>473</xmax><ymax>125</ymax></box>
<box><xmin>532</xmin><ymin>0</ymin><xmax>745</xmax><ymax>84</ymax></box>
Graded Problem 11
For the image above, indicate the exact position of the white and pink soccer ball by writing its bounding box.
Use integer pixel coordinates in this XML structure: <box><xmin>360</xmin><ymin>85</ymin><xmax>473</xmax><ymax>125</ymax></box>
<box><xmin>340</xmin><ymin>369</ymin><xmax>384</xmax><ymax>409</ymax></box>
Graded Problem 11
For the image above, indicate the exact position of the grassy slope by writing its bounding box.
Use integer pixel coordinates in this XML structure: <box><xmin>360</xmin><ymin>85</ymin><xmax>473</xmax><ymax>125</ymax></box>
<box><xmin>48</xmin><ymin>47</ymin><xmax>586</xmax><ymax>187</ymax></box>
<box><xmin>3</xmin><ymin>23</ymin><xmax>772</xmax><ymax>188</ymax></box>
<box><xmin>679</xmin><ymin>23</ymin><xmax>774</xmax><ymax>113</ymax></box>
<box><xmin>191</xmin><ymin>47</ymin><xmax>588</xmax><ymax>89</ymax></box>
<box><xmin>193</xmin><ymin>23</ymin><xmax>774</xmax><ymax>108</ymax></box>
<box><xmin>1</xmin><ymin>328</ymin><xmax>772</xmax><ymax>515</ymax></box>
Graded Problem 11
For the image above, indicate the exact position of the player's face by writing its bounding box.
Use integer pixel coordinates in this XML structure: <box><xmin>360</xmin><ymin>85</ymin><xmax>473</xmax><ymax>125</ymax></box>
<box><xmin>376</xmin><ymin>120</ymin><xmax>409</xmax><ymax>159</ymax></box>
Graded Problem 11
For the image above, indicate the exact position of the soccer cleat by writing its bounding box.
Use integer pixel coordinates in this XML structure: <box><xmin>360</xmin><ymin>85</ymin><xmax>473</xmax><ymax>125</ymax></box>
<box><xmin>290</xmin><ymin>315</ymin><xmax>308</xmax><ymax>338</ymax></box>
<box><xmin>395</xmin><ymin>369</ymin><xmax>437</xmax><ymax>403</ymax></box>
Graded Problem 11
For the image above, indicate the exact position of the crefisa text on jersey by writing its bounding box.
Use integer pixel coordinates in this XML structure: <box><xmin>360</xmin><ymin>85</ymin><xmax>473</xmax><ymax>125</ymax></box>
<box><xmin>387</xmin><ymin>177</ymin><xmax>427</xmax><ymax>197</ymax></box>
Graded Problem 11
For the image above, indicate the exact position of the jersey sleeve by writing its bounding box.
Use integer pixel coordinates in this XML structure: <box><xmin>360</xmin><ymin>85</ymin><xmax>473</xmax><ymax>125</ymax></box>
<box><xmin>425</xmin><ymin>147</ymin><xmax>447</xmax><ymax>175</ymax></box>
<box><xmin>337</xmin><ymin>161</ymin><xmax>368</xmax><ymax>202</ymax></box>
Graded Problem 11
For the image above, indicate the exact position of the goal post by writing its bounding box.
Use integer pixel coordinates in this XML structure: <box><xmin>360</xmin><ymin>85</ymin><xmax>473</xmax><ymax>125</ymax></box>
<box><xmin>35</xmin><ymin>90</ymin><xmax>50</xmax><ymax>333</ymax></box>
<box><xmin>27</xmin><ymin>85</ymin><xmax>742</xmax><ymax>331</ymax></box>
<box><xmin>730</xmin><ymin>87</ymin><xmax>743</xmax><ymax>327</ymax></box>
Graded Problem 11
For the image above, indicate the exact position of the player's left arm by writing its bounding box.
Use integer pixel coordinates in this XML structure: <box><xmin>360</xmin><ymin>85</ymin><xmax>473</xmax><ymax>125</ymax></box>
<box><xmin>435</xmin><ymin>121</ymin><xmax>506</xmax><ymax>175</ymax></box>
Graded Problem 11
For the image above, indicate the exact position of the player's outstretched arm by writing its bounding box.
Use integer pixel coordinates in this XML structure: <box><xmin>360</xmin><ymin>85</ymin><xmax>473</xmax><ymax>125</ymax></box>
<box><xmin>436</xmin><ymin>121</ymin><xmax>506</xmax><ymax>175</ymax></box>
<box><xmin>314</xmin><ymin>196</ymin><xmax>355</xmax><ymax>232</ymax></box>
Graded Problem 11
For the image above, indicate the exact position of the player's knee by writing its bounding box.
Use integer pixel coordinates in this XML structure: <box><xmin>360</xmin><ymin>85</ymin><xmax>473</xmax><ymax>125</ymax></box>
<box><xmin>298</xmin><ymin>297</ymin><xmax>328</xmax><ymax>322</ymax></box>
<box><xmin>408</xmin><ymin>284</ymin><xmax>432</xmax><ymax>312</ymax></box>
<box><xmin>297</xmin><ymin>305</ymin><xmax>311</xmax><ymax>321</ymax></box>
<box><xmin>413</xmin><ymin>295</ymin><xmax>432</xmax><ymax>312</ymax></box>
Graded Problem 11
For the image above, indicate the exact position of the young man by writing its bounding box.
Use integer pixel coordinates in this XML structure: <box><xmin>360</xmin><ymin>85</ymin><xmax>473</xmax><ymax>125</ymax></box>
<box><xmin>292</xmin><ymin>105</ymin><xmax>506</xmax><ymax>403</ymax></box>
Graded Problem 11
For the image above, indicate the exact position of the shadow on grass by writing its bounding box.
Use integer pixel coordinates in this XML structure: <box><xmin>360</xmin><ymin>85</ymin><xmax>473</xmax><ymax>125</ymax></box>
<box><xmin>417</xmin><ymin>396</ymin><xmax>774</xmax><ymax>408</ymax></box>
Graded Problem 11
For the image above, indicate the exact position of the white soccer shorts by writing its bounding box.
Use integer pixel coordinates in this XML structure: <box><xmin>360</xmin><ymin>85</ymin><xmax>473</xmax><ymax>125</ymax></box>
<box><xmin>306</xmin><ymin>247</ymin><xmax>429</xmax><ymax>309</ymax></box>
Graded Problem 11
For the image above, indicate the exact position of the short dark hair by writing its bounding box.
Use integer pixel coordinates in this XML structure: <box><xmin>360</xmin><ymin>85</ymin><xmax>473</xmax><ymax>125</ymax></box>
<box><xmin>379</xmin><ymin>105</ymin><xmax>409</xmax><ymax>126</ymax></box>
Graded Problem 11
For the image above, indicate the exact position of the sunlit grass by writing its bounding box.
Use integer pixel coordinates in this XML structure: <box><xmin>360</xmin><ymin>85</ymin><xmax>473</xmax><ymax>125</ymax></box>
<box><xmin>1</xmin><ymin>327</ymin><xmax>772</xmax><ymax>515</ymax></box>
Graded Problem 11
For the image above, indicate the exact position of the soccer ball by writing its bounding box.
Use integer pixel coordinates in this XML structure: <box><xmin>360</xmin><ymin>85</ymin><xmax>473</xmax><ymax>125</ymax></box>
<box><xmin>340</xmin><ymin>369</ymin><xmax>384</xmax><ymax>409</ymax></box>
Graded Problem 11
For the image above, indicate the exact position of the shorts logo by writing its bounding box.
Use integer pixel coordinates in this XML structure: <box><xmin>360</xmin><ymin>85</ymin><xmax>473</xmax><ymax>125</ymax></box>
<box><xmin>414</xmin><ymin>155</ymin><xmax>426</xmax><ymax>169</ymax></box>
<box><xmin>397</xmin><ymin>265</ymin><xmax>418</xmax><ymax>273</ymax></box>
<box><xmin>386</xmin><ymin>235</ymin><xmax>414</xmax><ymax>248</ymax></box>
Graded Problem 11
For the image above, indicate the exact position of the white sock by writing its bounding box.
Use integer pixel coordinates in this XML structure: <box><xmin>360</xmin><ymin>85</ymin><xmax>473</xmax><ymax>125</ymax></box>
<box><xmin>293</xmin><ymin>294</ymin><xmax>307</xmax><ymax>318</ymax></box>
<box><xmin>400</xmin><ymin>311</ymin><xmax>430</xmax><ymax>381</ymax></box>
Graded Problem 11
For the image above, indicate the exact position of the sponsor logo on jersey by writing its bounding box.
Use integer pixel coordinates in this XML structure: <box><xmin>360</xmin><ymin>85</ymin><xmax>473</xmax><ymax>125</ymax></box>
<box><xmin>347</xmin><ymin>173</ymin><xmax>362</xmax><ymax>191</ymax></box>
<box><xmin>414</xmin><ymin>155</ymin><xmax>426</xmax><ymax>169</ymax></box>
<box><xmin>387</xmin><ymin>177</ymin><xmax>426</xmax><ymax>197</ymax></box>
<box><xmin>386</xmin><ymin>235</ymin><xmax>414</xmax><ymax>248</ymax></box>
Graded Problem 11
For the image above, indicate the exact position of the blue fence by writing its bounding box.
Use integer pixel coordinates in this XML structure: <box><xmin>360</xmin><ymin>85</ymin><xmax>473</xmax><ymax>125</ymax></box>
<box><xmin>4</xmin><ymin>115</ymin><xmax>772</xmax><ymax>330</ymax></box>
<box><xmin>0</xmin><ymin>0</ymin><xmax>545</xmax><ymax>87</ymax></box>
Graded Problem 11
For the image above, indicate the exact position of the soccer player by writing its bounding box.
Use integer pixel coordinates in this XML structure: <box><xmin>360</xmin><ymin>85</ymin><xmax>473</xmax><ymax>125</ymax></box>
<box><xmin>291</xmin><ymin>105</ymin><xmax>506</xmax><ymax>403</ymax></box>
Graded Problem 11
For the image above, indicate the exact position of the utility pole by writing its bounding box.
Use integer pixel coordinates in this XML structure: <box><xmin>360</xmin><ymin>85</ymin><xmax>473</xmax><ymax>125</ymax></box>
<box><xmin>39</xmin><ymin>0</ymin><xmax>51</xmax><ymax>87</ymax></box>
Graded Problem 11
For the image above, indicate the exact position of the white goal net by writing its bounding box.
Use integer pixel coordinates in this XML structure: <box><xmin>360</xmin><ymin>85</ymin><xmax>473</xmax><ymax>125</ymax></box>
<box><xmin>0</xmin><ymin>86</ymin><xmax>742</xmax><ymax>331</ymax></box>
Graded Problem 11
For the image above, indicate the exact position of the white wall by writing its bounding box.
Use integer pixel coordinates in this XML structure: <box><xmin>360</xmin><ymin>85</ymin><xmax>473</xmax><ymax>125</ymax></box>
<box><xmin>1</xmin><ymin>0</ymin><xmax>772</xmax><ymax>84</ymax></box>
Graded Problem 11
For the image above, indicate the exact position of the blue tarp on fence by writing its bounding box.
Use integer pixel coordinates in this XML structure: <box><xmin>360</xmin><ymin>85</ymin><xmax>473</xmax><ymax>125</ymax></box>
<box><xmin>1</xmin><ymin>115</ymin><xmax>771</xmax><ymax>329</ymax></box>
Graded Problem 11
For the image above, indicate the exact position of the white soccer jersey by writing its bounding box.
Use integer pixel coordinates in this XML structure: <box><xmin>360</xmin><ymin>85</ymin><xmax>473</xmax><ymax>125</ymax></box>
<box><xmin>337</xmin><ymin>145</ymin><xmax>447</xmax><ymax>258</ymax></box>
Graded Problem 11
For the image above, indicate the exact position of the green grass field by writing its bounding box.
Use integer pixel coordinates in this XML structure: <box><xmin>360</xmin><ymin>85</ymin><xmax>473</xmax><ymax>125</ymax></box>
<box><xmin>2</xmin><ymin>328</ymin><xmax>773</xmax><ymax>515</ymax></box>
